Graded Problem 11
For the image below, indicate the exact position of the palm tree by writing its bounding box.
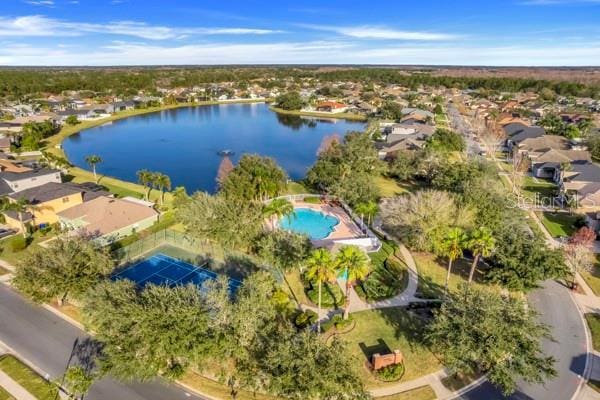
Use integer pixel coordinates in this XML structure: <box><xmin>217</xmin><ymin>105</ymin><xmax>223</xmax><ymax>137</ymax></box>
<box><xmin>137</xmin><ymin>169</ymin><xmax>153</xmax><ymax>201</ymax></box>
<box><xmin>153</xmin><ymin>172</ymin><xmax>172</xmax><ymax>206</ymax></box>
<box><xmin>336</xmin><ymin>245</ymin><xmax>370</xmax><ymax>319</ymax></box>
<box><xmin>440</xmin><ymin>227</ymin><xmax>467</xmax><ymax>296</ymax></box>
<box><xmin>1</xmin><ymin>198</ymin><xmax>31</xmax><ymax>238</ymax></box>
<box><xmin>305</xmin><ymin>249</ymin><xmax>337</xmax><ymax>332</ymax></box>
<box><xmin>354</xmin><ymin>201</ymin><xmax>378</xmax><ymax>228</ymax></box>
<box><xmin>85</xmin><ymin>155</ymin><xmax>102</xmax><ymax>183</ymax></box>
<box><xmin>262</xmin><ymin>198</ymin><xmax>294</xmax><ymax>227</ymax></box>
<box><xmin>466</xmin><ymin>227</ymin><xmax>495</xmax><ymax>284</ymax></box>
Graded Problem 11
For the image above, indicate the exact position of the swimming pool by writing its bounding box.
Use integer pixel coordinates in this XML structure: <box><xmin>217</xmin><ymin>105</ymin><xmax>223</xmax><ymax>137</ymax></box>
<box><xmin>113</xmin><ymin>253</ymin><xmax>242</xmax><ymax>292</ymax></box>
<box><xmin>279</xmin><ymin>208</ymin><xmax>339</xmax><ymax>240</ymax></box>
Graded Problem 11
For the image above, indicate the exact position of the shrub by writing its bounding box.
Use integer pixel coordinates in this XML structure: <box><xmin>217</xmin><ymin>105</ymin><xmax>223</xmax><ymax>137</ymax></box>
<box><xmin>332</xmin><ymin>314</ymin><xmax>353</xmax><ymax>331</ymax></box>
<box><xmin>10</xmin><ymin>236</ymin><xmax>28</xmax><ymax>252</ymax></box>
<box><xmin>295</xmin><ymin>310</ymin><xmax>318</xmax><ymax>329</ymax></box>
<box><xmin>375</xmin><ymin>363</ymin><xmax>405</xmax><ymax>382</ymax></box>
<box><xmin>307</xmin><ymin>283</ymin><xmax>345</xmax><ymax>308</ymax></box>
<box><xmin>302</xmin><ymin>196</ymin><xmax>321</xmax><ymax>204</ymax></box>
<box><xmin>360</xmin><ymin>255</ymin><xmax>407</xmax><ymax>301</ymax></box>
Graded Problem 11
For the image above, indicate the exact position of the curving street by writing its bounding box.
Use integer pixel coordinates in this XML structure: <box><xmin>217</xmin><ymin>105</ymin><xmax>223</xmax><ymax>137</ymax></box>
<box><xmin>458</xmin><ymin>280</ymin><xmax>588</xmax><ymax>400</ymax></box>
<box><xmin>0</xmin><ymin>283</ymin><xmax>208</xmax><ymax>400</ymax></box>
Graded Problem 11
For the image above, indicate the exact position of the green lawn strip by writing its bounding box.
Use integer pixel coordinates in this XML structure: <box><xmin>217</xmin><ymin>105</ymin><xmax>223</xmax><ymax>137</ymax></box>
<box><xmin>0</xmin><ymin>231</ymin><xmax>55</xmax><ymax>266</ymax></box>
<box><xmin>0</xmin><ymin>386</ymin><xmax>15</xmax><ymax>400</ymax></box>
<box><xmin>581</xmin><ymin>256</ymin><xmax>600</xmax><ymax>296</ymax></box>
<box><xmin>0</xmin><ymin>265</ymin><xmax>10</xmax><ymax>275</ymax></box>
<box><xmin>414</xmin><ymin>252</ymin><xmax>490</xmax><ymax>299</ymax></box>
<box><xmin>374</xmin><ymin>385</ymin><xmax>437</xmax><ymax>400</ymax></box>
<box><xmin>0</xmin><ymin>355</ymin><xmax>58</xmax><ymax>400</ymax></box>
<box><xmin>537</xmin><ymin>211</ymin><xmax>578</xmax><ymax>238</ymax></box>
<box><xmin>283</xmin><ymin>270</ymin><xmax>311</xmax><ymax>306</ymax></box>
<box><xmin>342</xmin><ymin>307</ymin><xmax>442</xmax><ymax>387</ymax></box>
<box><xmin>585</xmin><ymin>314</ymin><xmax>600</xmax><ymax>352</ymax></box>
<box><xmin>269</xmin><ymin>106</ymin><xmax>368</xmax><ymax>121</ymax></box>
<box><xmin>375</xmin><ymin>176</ymin><xmax>408</xmax><ymax>198</ymax></box>
<box><xmin>521</xmin><ymin>176</ymin><xmax>557</xmax><ymax>202</ymax></box>
<box><xmin>285</xmin><ymin>181</ymin><xmax>315</xmax><ymax>195</ymax></box>
<box><xmin>179</xmin><ymin>371</ymin><xmax>276</xmax><ymax>400</ymax></box>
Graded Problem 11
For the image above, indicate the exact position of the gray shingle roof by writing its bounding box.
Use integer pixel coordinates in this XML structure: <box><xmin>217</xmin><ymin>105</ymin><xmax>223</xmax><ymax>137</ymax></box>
<box><xmin>8</xmin><ymin>182</ymin><xmax>82</xmax><ymax>204</ymax></box>
<box><xmin>0</xmin><ymin>168</ymin><xmax>60</xmax><ymax>182</ymax></box>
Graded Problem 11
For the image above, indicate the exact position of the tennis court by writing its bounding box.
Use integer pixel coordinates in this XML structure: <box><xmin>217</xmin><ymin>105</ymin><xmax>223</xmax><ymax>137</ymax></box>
<box><xmin>114</xmin><ymin>252</ymin><xmax>242</xmax><ymax>292</ymax></box>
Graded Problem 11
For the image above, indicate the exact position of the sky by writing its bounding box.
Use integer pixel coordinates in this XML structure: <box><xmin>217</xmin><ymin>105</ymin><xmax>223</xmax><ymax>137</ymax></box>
<box><xmin>1</xmin><ymin>0</ymin><xmax>600</xmax><ymax>66</ymax></box>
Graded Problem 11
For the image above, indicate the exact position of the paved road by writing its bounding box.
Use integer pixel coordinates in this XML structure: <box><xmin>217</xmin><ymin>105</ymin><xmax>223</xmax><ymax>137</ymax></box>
<box><xmin>446</xmin><ymin>104</ymin><xmax>482</xmax><ymax>157</ymax></box>
<box><xmin>458</xmin><ymin>280</ymin><xmax>588</xmax><ymax>400</ymax></box>
<box><xmin>0</xmin><ymin>284</ymin><xmax>207</xmax><ymax>400</ymax></box>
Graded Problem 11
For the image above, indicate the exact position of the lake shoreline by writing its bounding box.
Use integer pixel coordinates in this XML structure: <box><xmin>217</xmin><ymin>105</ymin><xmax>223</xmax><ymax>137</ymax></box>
<box><xmin>44</xmin><ymin>99</ymin><xmax>268</xmax><ymax>199</ymax></box>
<box><xmin>56</xmin><ymin>102</ymin><xmax>364</xmax><ymax>195</ymax></box>
<box><xmin>269</xmin><ymin>106</ymin><xmax>368</xmax><ymax>122</ymax></box>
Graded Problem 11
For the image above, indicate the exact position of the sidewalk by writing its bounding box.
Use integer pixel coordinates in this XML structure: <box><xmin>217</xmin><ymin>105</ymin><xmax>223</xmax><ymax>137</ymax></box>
<box><xmin>0</xmin><ymin>369</ymin><xmax>37</xmax><ymax>400</ymax></box>
<box><xmin>0</xmin><ymin>346</ymin><xmax>37</xmax><ymax>400</ymax></box>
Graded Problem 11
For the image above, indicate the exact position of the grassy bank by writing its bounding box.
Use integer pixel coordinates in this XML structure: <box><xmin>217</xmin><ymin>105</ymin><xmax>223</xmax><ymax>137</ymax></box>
<box><xmin>270</xmin><ymin>106</ymin><xmax>368</xmax><ymax>121</ymax></box>
<box><xmin>375</xmin><ymin>386</ymin><xmax>436</xmax><ymax>400</ymax></box>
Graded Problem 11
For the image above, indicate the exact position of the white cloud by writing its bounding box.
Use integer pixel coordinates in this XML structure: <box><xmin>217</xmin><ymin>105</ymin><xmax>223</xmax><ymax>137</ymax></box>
<box><xmin>1</xmin><ymin>41</ymin><xmax>599</xmax><ymax>66</ymax></box>
<box><xmin>0</xmin><ymin>15</ymin><xmax>281</xmax><ymax>40</ymax></box>
<box><xmin>23</xmin><ymin>0</ymin><xmax>54</xmax><ymax>6</ymax></box>
<box><xmin>302</xmin><ymin>24</ymin><xmax>459</xmax><ymax>41</ymax></box>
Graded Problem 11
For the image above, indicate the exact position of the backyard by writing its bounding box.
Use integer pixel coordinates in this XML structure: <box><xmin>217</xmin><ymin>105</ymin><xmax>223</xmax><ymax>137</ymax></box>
<box><xmin>537</xmin><ymin>211</ymin><xmax>579</xmax><ymax>238</ymax></box>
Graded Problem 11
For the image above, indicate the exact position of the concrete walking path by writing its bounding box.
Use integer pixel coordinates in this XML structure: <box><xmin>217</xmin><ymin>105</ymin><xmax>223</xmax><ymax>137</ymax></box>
<box><xmin>0</xmin><ymin>369</ymin><xmax>37</xmax><ymax>400</ymax></box>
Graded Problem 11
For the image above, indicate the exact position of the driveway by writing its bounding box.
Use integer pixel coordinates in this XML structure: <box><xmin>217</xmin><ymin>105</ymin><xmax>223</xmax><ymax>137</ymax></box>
<box><xmin>458</xmin><ymin>280</ymin><xmax>588</xmax><ymax>400</ymax></box>
<box><xmin>0</xmin><ymin>284</ymin><xmax>208</xmax><ymax>400</ymax></box>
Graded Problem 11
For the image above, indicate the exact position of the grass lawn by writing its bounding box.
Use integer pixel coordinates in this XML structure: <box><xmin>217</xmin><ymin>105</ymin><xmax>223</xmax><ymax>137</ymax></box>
<box><xmin>521</xmin><ymin>176</ymin><xmax>557</xmax><ymax>202</ymax></box>
<box><xmin>375</xmin><ymin>176</ymin><xmax>408</xmax><ymax>198</ymax></box>
<box><xmin>285</xmin><ymin>181</ymin><xmax>314</xmax><ymax>195</ymax></box>
<box><xmin>585</xmin><ymin>314</ymin><xmax>600</xmax><ymax>352</ymax></box>
<box><xmin>375</xmin><ymin>385</ymin><xmax>436</xmax><ymax>400</ymax></box>
<box><xmin>537</xmin><ymin>211</ymin><xmax>579</xmax><ymax>238</ymax></box>
<box><xmin>581</xmin><ymin>256</ymin><xmax>600</xmax><ymax>296</ymax></box>
<box><xmin>0</xmin><ymin>265</ymin><xmax>10</xmax><ymax>275</ymax></box>
<box><xmin>414</xmin><ymin>253</ymin><xmax>489</xmax><ymax>299</ymax></box>
<box><xmin>0</xmin><ymin>355</ymin><xmax>58</xmax><ymax>400</ymax></box>
<box><xmin>283</xmin><ymin>270</ymin><xmax>311</xmax><ymax>306</ymax></box>
<box><xmin>0</xmin><ymin>231</ymin><xmax>55</xmax><ymax>266</ymax></box>
<box><xmin>0</xmin><ymin>386</ymin><xmax>15</xmax><ymax>400</ymax></box>
<box><xmin>180</xmin><ymin>370</ymin><xmax>276</xmax><ymax>400</ymax></box>
<box><xmin>342</xmin><ymin>307</ymin><xmax>441</xmax><ymax>388</ymax></box>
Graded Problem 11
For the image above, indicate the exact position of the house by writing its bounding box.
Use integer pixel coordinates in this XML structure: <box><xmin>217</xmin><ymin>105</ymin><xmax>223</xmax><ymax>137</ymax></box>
<box><xmin>559</xmin><ymin>163</ymin><xmax>600</xmax><ymax>213</ymax></box>
<box><xmin>0</xmin><ymin>166</ymin><xmax>62</xmax><ymax>196</ymax></box>
<box><xmin>377</xmin><ymin>124</ymin><xmax>434</xmax><ymax>159</ymax></box>
<box><xmin>3</xmin><ymin>182</ymin><xmax>108</xmax><ymax>230</ymax></box>
<box><xmin>112</xmin><ymin>100</ymin><xmax>135</xmax><ymax>112</ymax></box>
<box><xmin>401</xmin><ymin>108</ymin><xmax>434</xmax><ymax>120</ymax></box>
<box><xmin>58</xmin><ymin>196</ymin><xmax>159</xmax><ymax>246</ymax></box>
<box><xmin>55</xmin><ymin>109</ymin><xmax>96</xmax><ymax>123</ymax></box>
<box><xmin>315</xmin><ymin>101</ymin><xmax>348</xmax><ymax>113</ymax></box>
<box><xmin>504</xmin><ymin>123</ymin><xmax>545</xmax><ymax>150</ymax></box>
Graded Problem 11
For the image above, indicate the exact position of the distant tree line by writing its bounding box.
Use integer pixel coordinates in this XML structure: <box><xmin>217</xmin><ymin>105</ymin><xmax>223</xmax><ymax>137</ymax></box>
<box><xmin>1</xmin><ymin>67</ymin><xmax>599</xmax><ymax>99</ymax></box>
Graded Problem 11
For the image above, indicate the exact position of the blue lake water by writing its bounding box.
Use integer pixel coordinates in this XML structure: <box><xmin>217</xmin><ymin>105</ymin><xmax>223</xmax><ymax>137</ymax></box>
<box><xmin>63</xmin><ymin>103</ymin><xmax>364</xmax><ymax>193</ymax></box>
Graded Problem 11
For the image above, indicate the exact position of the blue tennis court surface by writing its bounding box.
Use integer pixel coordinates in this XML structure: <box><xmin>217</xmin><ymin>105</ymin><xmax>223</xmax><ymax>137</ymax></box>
<box><xmin>114</xmin><ymin>253</ymin><xmax>242</xmax><ymax>292</ymax></box>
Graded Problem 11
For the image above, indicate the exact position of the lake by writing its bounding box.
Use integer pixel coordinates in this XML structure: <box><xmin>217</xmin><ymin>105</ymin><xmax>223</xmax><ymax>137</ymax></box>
<box><xmin>63</xmin><ymin>103</ymin><xmax>365</xmax><ymax>193</ymax></box>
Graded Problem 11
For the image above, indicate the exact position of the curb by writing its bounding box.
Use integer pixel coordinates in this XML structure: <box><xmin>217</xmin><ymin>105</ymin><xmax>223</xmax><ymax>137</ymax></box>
<box><xmin>568</xmin><ymin>278</ymin><xmax>593</xmax><ymax>400</ymax></box>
